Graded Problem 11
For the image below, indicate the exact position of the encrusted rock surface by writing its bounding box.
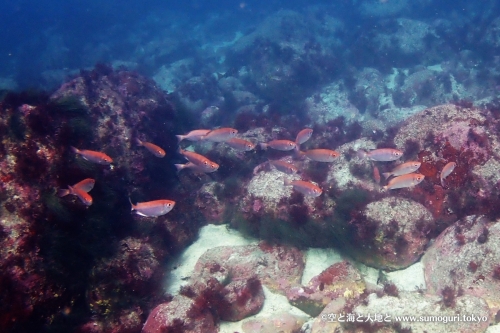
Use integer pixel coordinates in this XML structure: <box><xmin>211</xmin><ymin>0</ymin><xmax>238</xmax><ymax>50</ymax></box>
<box><xmin>422</xmin><ymin>215</ymin><xmax>500</xmax><ymax>317</ymax></box>
<box><xmin>192</xmin><ymin>243</ymin><xmax>305</xmax><ymax>295</ymax></box>
<box><xmin>141</xmin><ymin>295</ymin><xmax>217</xmax><ymax>333</ymax></box>
<box><xmin>287</xmin><ymin>261</ymin><xmax>365</xmax><ymax>316</ymax></box>
<box><xmin>351</xmin><ymin>196</ymin><xmax>433</xmax><ymax>270</ymax></box>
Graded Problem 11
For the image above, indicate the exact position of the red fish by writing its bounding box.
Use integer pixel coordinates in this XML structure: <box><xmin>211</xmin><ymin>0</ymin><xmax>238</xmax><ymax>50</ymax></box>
<box><xmin>201</xmin><ymin>128</ymin><xmax>238</xmax><ymax>142</ymax></box>
<box><xmin>284</xmin><ymin>179</ymin><xmax>322</xmax><ymax>197</ymax></box>
<box><xmin>260</xmin><ymin>140</ymin><xmax>297</xmax><ymax>151</ymax></box>
<box><xmin>295</xmin><ymin>128</ymin><xmax>313</xmax><ymax>145</ymax></box>
<box><xmin>178</xmin><ymin>148</ymin><xmax>216</xmax><ymax>167</ymax></box>
<box><xmin>71</xmin><ymin>147</ymin><xmax>113</xmax><ymax>165</ymax></box>
<box><xmin>269</xmin><ymin>160</ymin><xmax>298</xmax><ymax>174</ymax></box>
<box><xmin>225</xmin><ymin>138</ymin><xmax>256</xmax><ymax>151</ymax></box>
<box><xmin>300</xmin><ymin>149</ymin><xmax>340</xmax><ymax>162</ymax></box>
<box><xmin>176</xmin><ymin>129</ymin><xmax>211</xmax><ymax>143</ymax></box>
<box><xmin>175</xmin><ymin>161</ymin><xmax>219</xmax><ymax>173</ymax></box>
<box><xmin>357</xmin><ymin>148</ymin><xmax>403</xmax><ymax>161</ymax></box>
<box><xmin>383</xmin><ymin>173</ymin><xmax>425</xmax><ymax>190</ymax></box>
<box><xmin>130</xmin><ymin>199</ymin><xmax>175</xmax><ymax>217</ymax></box>
<box><xmin>382</xmin><ymin>161</ymin><xmax>421</xmax><ymax>179</ymax></box>
<box><xmin>58</xmin><ymin>178</ymin><xmax>95</xmax><ymax>206</ymax></box>
<box><xmin>136</xmin><ymin>138</ymin><xmax>165</xmax><ymax>158</ymax></box>
<box><xmin>440</xmin><ymin>162</ymin><xmax>456</xmax><ymax>187</ymax></box>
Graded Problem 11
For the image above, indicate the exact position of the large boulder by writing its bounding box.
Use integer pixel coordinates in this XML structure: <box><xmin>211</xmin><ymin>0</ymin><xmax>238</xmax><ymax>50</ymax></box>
<box><xmin>422</xmin><ymin>215</ymin><xmax>500</xmax><ymax>317</ymax></box>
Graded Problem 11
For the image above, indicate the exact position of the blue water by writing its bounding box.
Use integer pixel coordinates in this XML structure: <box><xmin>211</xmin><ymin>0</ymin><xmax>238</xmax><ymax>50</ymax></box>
<box><xmin>1</xmin><ymin>0</ymin><xmax>497</xmax><ymax>89</ymax></box>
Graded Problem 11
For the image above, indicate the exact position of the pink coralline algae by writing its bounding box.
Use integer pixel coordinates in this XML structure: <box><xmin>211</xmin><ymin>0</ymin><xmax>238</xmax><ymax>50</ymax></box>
<box><xmin>217</xmin><ymin>277</ymin><xmax>265</xmax><ymax>321</ymax></box>
<box><xmin>422</xmin><ymin>215</ymin><xmax>500</xmax><ymax>317</ymax></box>
<box><xmin>393</xmin><ymin>104</ymin><xmax>500</xmax><ymax>221</ymax></box>
<box><xmin>141</xmin><ymin>295</ymin><xmax>217</xmax><ymax>333</ymax></box>
<box><xmin>286</xmin><ymin>261</ymin><xmax>365</xmax><ymax>316</ymax></box>
<box><xmin>348</xmin><ymin>196</ymin><xmax>434</xmax><ymax>270</ymax></box>
<box><xmin>192</xmin><ymin>243</ymin><xmax>305</xmax><ymax>295</ymax></box>
<box><xmin>142</xmin><ymin>243</ymin><xmax>304</xmax><ymax>329</ymax></box>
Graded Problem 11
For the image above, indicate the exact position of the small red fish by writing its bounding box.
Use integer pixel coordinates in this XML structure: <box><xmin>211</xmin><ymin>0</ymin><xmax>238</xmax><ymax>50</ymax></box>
<box><xmin>300</xmin><ymin>149</ymin><xmax>340</xmax><ymax>162</ymax></box>
<box><xmin>269</xmin><ymin>160</ymin><xmax>298</xmax><ymax>174</ymax></box>
<box><xmin>295</xmin><ymin>128</ymin><xmax>313</xmax><ymax>145</ymax></box>
<box><xmin>225</xmin><ymin>138</ymin><xmax>256</xmax><ymax>151</ymax></box>
<box><xmin>284</xmin><ymin>179</ymin><xmax>322</xmax><ymax>197</ymax></box>
<box><xmin>130</xmin><ymin>199</ymin><xmax>175</xmax><ymax>217</ymax></box>
<box><xmin>176</xmin><ymin>129</ymin><xmax>211</xmax><ymax>143</ymax></box>
<box><xmin>136</xmin><ymin>138</ymin><xmax>165</xmax><ymax>158</ymax></box>
<box><xmin>382</xmin><ymin>161</ymin><xmax>421</xmax><ymax>179</ymax></box>
<box><xmin>72</xmin><ymin>178</ymin><xmax>95</xmax><ymax>192</ymax></box>
<box><xmin>383</xmin><ymin>173</ymin><xmax>425</xmax><ymax>190</ymax></box>
<box><xmin>358</xmin><ymin>148</ymin><xmax>403</xmax><ymax>161</ymax></box>
<box><xmin>178</xmin><ymin>148</ymin><xmax>216</xmax><ymax>167</ymax></box>
<box><xmin>58</xmin><ymin>178</ymin><xmax>95</xmax><ymax>206</ymax></box>
<box><xmin>71</xmin><ymin>147</ymin><xmax>113</xmax><ymax>165</ymax></box>
<box><xmin>175</xmin><ymin>161</ymin><xmax>219</xmax><ymax>173</ymax></box>
<box><xmin>440</xmin><ymin>162</ymin><xmax>456</xmax><ymax>187</ymax></box>
<box><xmin>260</xmin><ymin>140</ymin><xmax>297</xmax><ymax>151</ymax></box>
<box><xmin>201</xmin><ymin>128</ymin><xmax>238</xmax><ymax>142</ymax></box>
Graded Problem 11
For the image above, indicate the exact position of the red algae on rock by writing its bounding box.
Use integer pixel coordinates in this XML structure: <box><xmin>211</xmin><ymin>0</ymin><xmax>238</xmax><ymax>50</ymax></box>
<box><xmin>286</xmin><ymin>260</ymin><xmax>365</xmax><ymax>316</ymax></box>
<box><xmin>422</xmin><ymin>215</ymin><xmax>500</xmax><ymax>317</ymax></box>
<box><xmin>0</xmin><ymin>66</ymin><xmax>201</xmax><ymax>333</ymax></box>
<box><xmin>141</xmin><ymin>295</ymin><xmax>217</xmax><ymax>333</ymax></box>
<box><xmin>348</xmin><ymin>196</ymin><xmax>434</xmax><ymax>270</ymax></box>
<box><xmin>192</xmin><ymin>243</ymin><xmax>304</xmax><ymax>295</ymax></box>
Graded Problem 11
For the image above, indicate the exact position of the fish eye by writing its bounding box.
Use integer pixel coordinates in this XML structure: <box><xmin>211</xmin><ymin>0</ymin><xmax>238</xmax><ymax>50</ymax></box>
<box><xmin>204</xmin><ymin>161</ymin><xmax>208</xmax><ymax>165</ymax></box>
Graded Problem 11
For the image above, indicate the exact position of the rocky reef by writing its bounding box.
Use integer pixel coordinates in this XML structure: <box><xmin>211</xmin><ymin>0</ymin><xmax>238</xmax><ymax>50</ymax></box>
<box><xmin>0</xmin><ymin>66</ymin><xmax>203</xmax><ymax>332</ymax></box>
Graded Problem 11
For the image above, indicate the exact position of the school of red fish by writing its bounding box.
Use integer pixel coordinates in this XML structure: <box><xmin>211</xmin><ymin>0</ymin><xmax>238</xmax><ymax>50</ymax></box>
<box><xmin>58</xmin><ymin>127</ymin><xmax>456</xmax><ymax>217</ymax></box>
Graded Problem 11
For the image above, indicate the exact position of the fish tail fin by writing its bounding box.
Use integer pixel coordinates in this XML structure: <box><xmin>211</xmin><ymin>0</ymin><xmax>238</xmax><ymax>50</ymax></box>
<box><xmin>284</xmin><ymin>178</ymin><xmax>291</xmax><ymax>186</ymax></box>
<box><xmin>174</xmin><ymin>164</ymin><xmax>186</xmax><ymax>173</ymax></box>
<box><xmin>57</xmin><ymin>188</ymin><xmax>70</xmax><ymax>197</ymax></box>
<box><xmin>293</xmin><ymin>147</ymin><xmax>304</xmax><ymax>158</ymax></box>
<box><xmin>70</xmin><ymin>146</ymin><xmax>79</xmax><ymax>154</ymax></box>
<box><xmin>259</xmin><ymin>143</ymin><xmax>268</xmax><ymax>150</ymax></box>
<box><xmin>135</xmin><ymin>138</ymin><xmax>143</xmax><ymax>146</ymax></box>
<box><xmin>440</xmin><ymin>178</ymin><xmax>446</xmax><ymax>188</ymax></box>
<box><xmin>357</xmin><ymin>149</ymin><xmax>367</xmax><ymax>159</ymax></box>
<box><xmin>382</xmin><ymin>172</ymin><xmax>391</xmax><ymax>179</ymax></box>
<box><xmin>128</xmin><ymin>197</ymin><xmax>135</xmax><ymax>211</ymax></box>
<box><xmin>381</xmin><ymin>186</ymin><xmax>388</xmax><ymax>191</ymax></box>
<box><xmin>176</xmin><ymin>135</ymin><xmax>184</xmax><ymax>143</ymax></box>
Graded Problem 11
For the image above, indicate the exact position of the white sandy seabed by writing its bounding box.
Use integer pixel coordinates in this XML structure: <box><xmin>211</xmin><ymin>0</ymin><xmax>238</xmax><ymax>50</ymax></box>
<box><xmin>162</xmin><ymin>224</ymin><xmax>500</xmax><ymax>333</ymax></box>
